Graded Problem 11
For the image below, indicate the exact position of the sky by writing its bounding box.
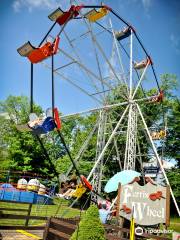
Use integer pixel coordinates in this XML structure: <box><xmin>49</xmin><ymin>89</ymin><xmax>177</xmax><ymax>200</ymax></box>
<box><xmin>1</xmin><ymin>0</ymin><xmax>180</xmax><ymax>115</ymax></box>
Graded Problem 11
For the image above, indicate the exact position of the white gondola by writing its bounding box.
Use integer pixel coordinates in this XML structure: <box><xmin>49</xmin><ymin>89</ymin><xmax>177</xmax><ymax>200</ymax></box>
<box><xmin>27</xmin><ymin>178</ymin><xmax>40</xmax><ymax>192</ymax></box>
<box><xmin>134</xmin><ymin>58</ymin><xmax>151</xmax><ymax>70</ymax></box>
<box><xmin>38</xmin><ymin>184</ymin><xmax>46</xmax><ymax>195</ymax></box>
<box><xmin>17</xmin><ymin>41</ymin><xmax>35</xmax><ymax>57</ymax></box>
<box><xmin>17</xmin><ymin>178</ymin><xmax>27</xmax><ymax>190</ymax></box>
<box><xmin>115</xmin><ymin>27</ymin><xmax>131</xmax><ymax>41</ymax></box>
<box><xmin>48</xmin><ymin>7</ymin><xmax>64</xmax><ymax>21</ymax></box>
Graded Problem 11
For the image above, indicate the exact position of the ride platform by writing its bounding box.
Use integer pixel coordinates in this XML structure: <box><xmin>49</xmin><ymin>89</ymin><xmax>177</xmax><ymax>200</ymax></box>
<box><xmin>0</xmin><ymin>190</ymin><xmax>53</xmax><ymax>205</ymax></box>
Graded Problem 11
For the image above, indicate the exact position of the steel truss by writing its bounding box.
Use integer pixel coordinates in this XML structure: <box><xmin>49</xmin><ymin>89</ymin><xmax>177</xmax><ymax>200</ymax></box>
<box><xmin>91</xmin><ymin>110</ymin><xmax>107</xmax><ymax>203</ymax></box>
<box><xmin>124</xmin><ymin>103</ymin><xmax>137</xmax><ymax>170</ymax></box>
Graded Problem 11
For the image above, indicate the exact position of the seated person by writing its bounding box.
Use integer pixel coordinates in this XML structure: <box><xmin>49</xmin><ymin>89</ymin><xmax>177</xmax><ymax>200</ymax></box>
<box><xmin>28</xmin><ymin>112</ymin><xmax>56</xmax><ymax>134</ymax></box>
<box><xmin>62</xmin><ymin>188</ymin><xmax>76</xmax><ymax>199</ymax></box>
<box><xmin>69</xmin><ymin>179</ymin><xmax>77</xmax><ymax>189</ymax></box>
<box><xmin>98</xmin><ymin>198</ymin><xmax>111</xmax><ymax>211</ymax></box>
<box><xmin>99</xmin><ymin>203</ymin><xmax>116</xmax><ymax>224</ymax></box>
<box><xmin>56</xmin><ymin>181</ymin><xmax>76</xmax><ymax>199</ymax></box>
<box><xmin>28</xmin><ymin>115</ymin><xmax>44</xmax><ymax>128</ymax></box>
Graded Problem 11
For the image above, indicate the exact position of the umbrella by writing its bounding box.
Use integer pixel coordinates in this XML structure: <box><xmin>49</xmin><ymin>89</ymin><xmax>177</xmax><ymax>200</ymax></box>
<box><xmin>1</xmin><ymin>183</ymin><xmax>14</xmax><ymax>188</ymax></box>
<box><xmin>0</xmin><ymin>183</ymin><xmax>16</xmax><ymax>191</ymax></box>
<box><xmin>104</xmin><ymin>170</ymin><xmax>141</xmax><ymax>193</ymax></box>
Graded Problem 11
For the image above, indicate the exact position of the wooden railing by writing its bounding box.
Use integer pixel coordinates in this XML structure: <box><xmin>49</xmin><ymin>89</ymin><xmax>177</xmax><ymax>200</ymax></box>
<box><xmin>43</xmin><ymin>217</ymin><xmax>80</xmax><ymax>240</ymax></box>
<box><xmin>0</xmin><ymin>199</ymin><xmax>46</xmax><ymax>230</ymax></box>
<box><xmin>42</xmin><ymin>217</ymin><xmax>172</xmax><ymax>240</ymax></box>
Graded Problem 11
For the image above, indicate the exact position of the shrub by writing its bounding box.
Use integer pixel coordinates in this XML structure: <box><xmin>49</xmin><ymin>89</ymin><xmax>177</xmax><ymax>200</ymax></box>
<box><xmin>70</xmin><ymin>204</ymin><xmax>106</xmax><ymax>240</ymax></box>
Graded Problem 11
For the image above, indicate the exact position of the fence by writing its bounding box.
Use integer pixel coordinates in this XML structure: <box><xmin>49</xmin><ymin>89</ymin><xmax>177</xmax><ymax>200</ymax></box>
<box><xmin>43</xmin><ymin>217</ymin><xmax>79</xmax><ymax>240</ymax></box>
<box><xmin>0</xmin><ymin>199</ymin><xmax>47</xmax><ymax>230</ymax></box>
<box><xmin>41</xmin><ymin>216</ymin><xmax>172</xmax><ymax>240</ymax></box>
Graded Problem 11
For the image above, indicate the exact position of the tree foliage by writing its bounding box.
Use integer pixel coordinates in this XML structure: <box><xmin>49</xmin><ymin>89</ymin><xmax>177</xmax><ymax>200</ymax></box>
<box><xmin>167</xmin><ymin>169</ymin><xmax>180</xmax><ymax>202</ymax></box>
<box><xmin>0</xmin><ymin>74</ymin><xmax>179</xmax><ymax>196</ymax></box>
<box><xmin>0</xmin><ymin>96</ymin><xmax>56</xmax><ymax>178</ymax></box>
<box><xmin>163</xmin><ymin>99</ymin><xmax>180</xmax><ymax>168</ymax></box>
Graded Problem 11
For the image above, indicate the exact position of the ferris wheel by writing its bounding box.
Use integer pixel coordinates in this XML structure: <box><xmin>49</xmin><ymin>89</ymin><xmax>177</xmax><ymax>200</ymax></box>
<box><xmin>17</xmin><ymin>1</ymin><xmax>179</xmax><ymax>216</ymax></box>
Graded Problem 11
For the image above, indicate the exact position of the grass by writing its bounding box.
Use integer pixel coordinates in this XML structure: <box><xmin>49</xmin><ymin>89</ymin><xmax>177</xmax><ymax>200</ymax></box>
<box><xmin>0</xmin><ymin>197</ymin><xmax>82</xmax><ymax>226</ymax></box>
<box><xmin>154</xmin><ymin>216</ymin><xmax>180</xmax><ymax>239</ymax></box>
<box><xmin>168</xmin><ymin>216</ymin><xmax>180</xmax><ymax>233</ymax></box>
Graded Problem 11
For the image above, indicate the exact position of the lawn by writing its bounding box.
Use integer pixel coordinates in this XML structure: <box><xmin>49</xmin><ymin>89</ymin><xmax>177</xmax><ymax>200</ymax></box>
<box><xmin>169</xmin><ymin>217</ymin><xmax>180</xmax><ymax>232</ymax></box>
<box><xmin>0</xmin><ymin>197</ymin><xmax>82</xmax><ymax>226</ymax></box>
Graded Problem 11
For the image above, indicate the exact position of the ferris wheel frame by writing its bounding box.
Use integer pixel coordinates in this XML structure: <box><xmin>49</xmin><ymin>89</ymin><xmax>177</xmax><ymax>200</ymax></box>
<box><xmin>17</xmin><ymin>2</ymin><xmax>180</xmax><ymax>216</ymax></box>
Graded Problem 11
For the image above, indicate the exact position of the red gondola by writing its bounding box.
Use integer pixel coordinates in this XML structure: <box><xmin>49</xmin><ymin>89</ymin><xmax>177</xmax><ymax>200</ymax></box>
<box><xmin>17</xmin><ymin>36</ymin><xmax>60</xmax><ymax>64</ymax></box>
<box><xmin>80</xmin><ymin>175</ymin><xmax>93</xmax><ymax>191</ymax></box>
<box><xmin>54</xmin><ymin>107</ymin><xmax>61</xmax><ymax>130</ymax></box>
<box><xmin>48</xmin><ymin>5</ymin><xmax>83</xmax><ymax>25</ymax></box>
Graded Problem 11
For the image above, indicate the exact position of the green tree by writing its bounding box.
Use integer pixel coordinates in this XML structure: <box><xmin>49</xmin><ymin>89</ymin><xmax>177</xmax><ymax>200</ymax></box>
<box><xmin>55</xmin><ymin>114</ymin><xmax>97</xmax><ymax>176</ymax></box>
<box><xmin>70</xmin><ymin>205</ymin><xmax>106</xmax><ymax>240</ymax></box>
<box><xmin>163</xmin><ymin>99</ymin><xmax>180</xmax><ymax>167</ymax></box>
<box><xmin>0</xmin><ymin>96</ymin><xmax>57</xmax><ymax>178</ymax></box>
<box><xmin>167</xmin><ymin>169</ymin><xmax>180</xmax><ymax>202</ymax></box>
<box><xmin>0</xmin><ymin>73</ymin><xmax>179</xmax><ymax>194</ymax></box>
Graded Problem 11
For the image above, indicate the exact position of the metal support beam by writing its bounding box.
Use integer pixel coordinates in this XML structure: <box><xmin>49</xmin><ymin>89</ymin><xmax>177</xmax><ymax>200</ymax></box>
<box><xmin>65</xmin><ymin>119</ymin><xmax>99</xmax><ymax>177</ymax></box>
<box><xmin>87</xmin><ymin>105</ymin><xmax>129</xmax><ymax>181</ymax></box>
<box><xmin>132</xmin><ymin>62</ymin><xmax>149</xmax><ymax>99</ymax></box>
<box><xmin>109</xmin><ymin>18</ymin><xmax>129</xmax><ymax>94</ymax></box>
<box><xmin>51</xmin><ymin>54</ymin><xmax>55</xmax><ymax>116</ymax></box>
<box><xmin>91</xmin><ymin>110</ymin><xmax>107</xmax><ymax>203</ymax></box>
<box><xmin>60</xmin><ymin>94</ymin><xmax>160</xmax><ymax>119</ymax></box>
<box><xmin>124</xmin><ymin>104</ymin><xmax>137</xmax><ymax>170</ymax></box>
<box><xmin>41</xmin><ymin>62</ymin><xmax>102</xmax><ymax>104</ymax></box>
<box><xmin>30</xmin><ymin>63</ymin><xmax>33</xmax><ymax>113</ymax></box>
<box><xmin>108</xmin><ymin>115</ymin><xmax>122</xmax><ymax>170</ymax></box>
<box><xmin>136</xmin><ymin>103</ymin><xmax>180</xmax><ymax>216</ymax></box>
<box><xmin>129</xmin><ymin>29</ymin><xmax>133</xmax><ymax>99</ymax></box>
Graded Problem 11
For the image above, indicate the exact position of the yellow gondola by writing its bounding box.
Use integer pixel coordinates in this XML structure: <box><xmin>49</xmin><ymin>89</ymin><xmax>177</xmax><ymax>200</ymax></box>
<box><xmin>159</xmin><ymin>130</ymin><xmax>166</xmax><ymax>139</ymax></box>
<box><xmin>150</xmin><ymin>130</ymin><xmax>166</xmax><ymax>140</ymax></box>
<box><xmin>71</xmin><ymin>183</ymin><xmax>87</xmax><ymax>199</ymax></box>
<box><xmin>85</xmin><ymin>7</ymin><xmax>109</xmax><ymax>22</ymax></box>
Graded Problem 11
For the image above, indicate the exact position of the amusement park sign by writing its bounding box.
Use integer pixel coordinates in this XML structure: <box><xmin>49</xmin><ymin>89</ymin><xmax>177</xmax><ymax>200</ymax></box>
<box><xmin>118</xmin><ymin>182</ymin><xmax>170</xmax><ymax>226</ymax></box>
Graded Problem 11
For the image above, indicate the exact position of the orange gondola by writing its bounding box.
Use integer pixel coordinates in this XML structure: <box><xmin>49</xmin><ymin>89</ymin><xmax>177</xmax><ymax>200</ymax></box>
<box><xmin>150</xmin><ymin>90</ymin><xmax>164</xmax><ymax>103</ymax></box>
<box><xmin>17</xmin><ymin>36</ymin><xmax>60</xmax><ymax>64</ymax></box>
<box><xmin>81</xmin><ymin>175</ymin><xmax>93</xmax><ymax>191</ymax></box>
<box><xmin>29</xmin><ymin>37</ymin><xmax>60</xmax><ymax>64</ymax></box>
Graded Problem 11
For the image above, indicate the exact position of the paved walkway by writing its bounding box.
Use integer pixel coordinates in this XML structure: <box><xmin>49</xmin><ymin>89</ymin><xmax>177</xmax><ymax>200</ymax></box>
<box><xmin>0</xmin><ymin>230</ymin><xmax>43</xmax><ymax>240</ymax></box>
